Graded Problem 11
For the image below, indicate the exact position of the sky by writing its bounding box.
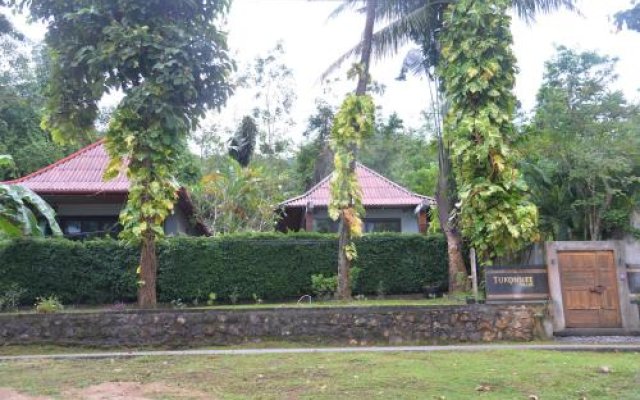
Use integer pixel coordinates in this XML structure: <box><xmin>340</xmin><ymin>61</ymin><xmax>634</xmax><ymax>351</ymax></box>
<box><xmin>6</xmin><ymin>0</ymin><xmax>640</xmax><ymax>144</ymax></box>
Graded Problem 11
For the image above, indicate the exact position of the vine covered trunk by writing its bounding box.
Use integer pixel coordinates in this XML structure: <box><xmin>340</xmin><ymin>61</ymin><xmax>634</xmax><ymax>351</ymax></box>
<box><xmin>138</xmin><ymin>227</ymin><xmax>157</xmax><ymax>308</ymax></box>
<box><xmin>439</xmin><ymin>0</ymin><xmax>539</xmax><ymax>264</ymax></box>
<box><xmin>337</xmin><ymin>218</ymin><xmax>351</xmax><ymax>299</ymax></box>
<box><xmin>335</xmin><ymin>0</ymin><xmax>376</xmax><ymax>301</ymax></box>
<box><xmin>435</xmin><ymin>137</ymin><xmax>467</xmax><ymax>293</ymax></box>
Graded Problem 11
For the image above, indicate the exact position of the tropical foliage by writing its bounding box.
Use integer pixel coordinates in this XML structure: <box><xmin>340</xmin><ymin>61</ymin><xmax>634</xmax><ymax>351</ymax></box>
<box><xmin>0</xmin><ymin>155</ymin><xmax>61</xmax><ymax>238</ymax></box>
<box><xmin>192</xmin><ymin>157</ymin><xmax>284</xmax><ymax>235</ymax></box>
<box><xmin>518</xmin><ymin>47</ymin><xmax>640</xmax><ymax>240</ymax></box>
<box><xmin>439</xmin><ymin>0</ymin><xmax>539</xmax><ymax>264</ymax></box>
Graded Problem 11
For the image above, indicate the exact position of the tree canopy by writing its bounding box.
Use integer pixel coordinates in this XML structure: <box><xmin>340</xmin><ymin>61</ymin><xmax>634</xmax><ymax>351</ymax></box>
<box><xmin>17</xmin><ymin>0</ymin><xmax>235</xmax><ymax>306</ymax></box>
<box><xmin>518</xmin><ymin>46</ymin><xmax>640</xmax><ymax>240</ymax></box>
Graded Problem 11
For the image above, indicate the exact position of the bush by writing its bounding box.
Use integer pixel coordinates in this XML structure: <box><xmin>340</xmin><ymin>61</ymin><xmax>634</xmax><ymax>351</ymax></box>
<box><xmin>311</xmin><ymin>274</ymin><xmax>338</xmax><ymax>299</ymax></box>
<box><xmin>311</xmin><ymin>266</ymin><xmax>362</xmax><ymax>299</ymax></box>
<box><xmin>0</xmin><ymin>233</ymin><xmax>448</xmax><ymax>305</ymax></box>
<box><xmin>35</xmin><ymin>295</ymin><xmax>64</xmax><ymax>313</ymax></box>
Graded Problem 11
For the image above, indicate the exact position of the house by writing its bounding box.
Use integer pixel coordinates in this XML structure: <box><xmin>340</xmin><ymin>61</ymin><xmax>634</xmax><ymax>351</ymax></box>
<box><xmin>277</xmin><ymin>163</ymin><xmax>435</xmax><ymax>234</ymax></box>
<box><xmin>4</xmin><ymin>140</ymin><xmax>207</xmax><ymax>238</ymax></box>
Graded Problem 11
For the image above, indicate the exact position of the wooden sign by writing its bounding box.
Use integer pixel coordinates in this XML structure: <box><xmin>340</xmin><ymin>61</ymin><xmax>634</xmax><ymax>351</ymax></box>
<box><xmin>485</xmin><ymin>265</ymin><xmax>549</xmax><ymax>303</ymax></box>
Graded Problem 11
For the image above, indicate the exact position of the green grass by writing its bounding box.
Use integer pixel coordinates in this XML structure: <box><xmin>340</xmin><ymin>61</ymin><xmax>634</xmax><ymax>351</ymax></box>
<box><xmin>200</xmin><ymin>297</ymin><xmax>465</xmax><ymax>309</ymax></box>
<box><xmin>0</xmin><ymin>350</ymin><xmax>637</xmax><ymax>399</ymax></box>
<box><xmin>2</xmin><ymin>297</ymin><xmax>466</xmax><ymax>315</ymax></box>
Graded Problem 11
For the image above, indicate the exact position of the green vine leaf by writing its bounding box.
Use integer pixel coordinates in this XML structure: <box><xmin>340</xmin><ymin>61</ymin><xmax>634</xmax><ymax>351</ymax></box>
<box><xmin>439</xmin><ymin>0</ymin><xmax>539</xmax><ymax>264</ymax></box>
<box><xmin>328</xmin><ymin>93</ymin><xmax>375</xmax><ymax>259</ymax></box>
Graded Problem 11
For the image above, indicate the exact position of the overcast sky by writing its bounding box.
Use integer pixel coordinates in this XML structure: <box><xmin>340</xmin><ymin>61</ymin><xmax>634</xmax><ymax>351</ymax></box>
<box><xmin>8</xmin><ymin>0</ymin><xmax>640</xmax><ymax>143</ymax></box>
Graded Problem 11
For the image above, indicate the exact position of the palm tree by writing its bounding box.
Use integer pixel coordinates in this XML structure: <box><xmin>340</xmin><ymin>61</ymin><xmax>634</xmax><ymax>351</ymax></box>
<box><xmin>326</xmin><ymin>0</ymin><xmax>577</xmax><ymax>293</ymax></box>
<box><xmin>335</xmin><ymin>0</ymin><xmax>376</xmax><ymax>300</ymax></box>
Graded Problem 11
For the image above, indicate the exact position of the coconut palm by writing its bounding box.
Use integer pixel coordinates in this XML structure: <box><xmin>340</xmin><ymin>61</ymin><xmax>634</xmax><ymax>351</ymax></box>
<box><xmin>326</xmin><ymin>0</ymin><xmax>577</xmax><ymax>75</ymax></box>
<box><xmin>325</xmin><ymin>0</ymin><xmax>577</xmax><ymax>293</ymax></box>
<box><xmin>333</xmin><ymin>0</ymin><xmax>377</xmax><ymax>300</ymax></box>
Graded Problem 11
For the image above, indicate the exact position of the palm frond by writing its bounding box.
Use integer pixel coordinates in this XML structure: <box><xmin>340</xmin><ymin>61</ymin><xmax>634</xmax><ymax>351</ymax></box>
<box><xmin>327</xmin><ymin>0</ymin><xmax>363</xmax><ymax>20</ymax></box>
<box><xmin>511</xmin><ymin>0</ymin><xmax>579</xmax><ymax>23</ymax></box>
<box><xmin>397</xmin><ymin>48</ymin><xmax>428</xmax><ymax>80</ymax></box>
<box><xmin>321</xmin><ymin>5</ymin><xmax>432</xmax><ymax>80</ymax></box>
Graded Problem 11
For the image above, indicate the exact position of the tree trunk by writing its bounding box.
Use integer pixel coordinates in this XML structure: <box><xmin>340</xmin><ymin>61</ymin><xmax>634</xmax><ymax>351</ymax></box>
<box><xmin>337</xmin><ymin>217</ymin><xmax>351</xmax><ymax>299</ymax></box>
<box><xmin>336</xmin><ymin>0</ymin><xmax>376</xmax><ymax>301</ymax></box>
<box><xmin>444</xmin><ymin>227</ymin><xmax>467</xmax><ymax>293</ymax></box>
<box><xmin>138</xmin><ymin>226</ymin><xmax>157</xmax><ymax>308</ymax></box>
<box><xmin>435</xmin><ymin>136</ymin><xmax>467</xmax><ymax>293</ymax></box>
<box><xmin>355</xmin><ymin>0</ymin><xmax>376</xmax><ymax>95</ymax></box>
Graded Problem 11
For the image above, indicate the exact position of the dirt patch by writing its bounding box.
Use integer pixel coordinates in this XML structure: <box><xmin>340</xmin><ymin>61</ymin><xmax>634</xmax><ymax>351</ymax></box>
<box><xmin>0</xmin><ymin>388</ymin><xmax>51</xmax><ymax>400</ymax></box>
<box><xmin>62</xmin><ymin>381</ymin><xmax>213</xmax><ymax>400</ymax></box>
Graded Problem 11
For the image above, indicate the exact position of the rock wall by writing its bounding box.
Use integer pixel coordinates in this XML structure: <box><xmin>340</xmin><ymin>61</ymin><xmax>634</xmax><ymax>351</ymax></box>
<box><xmin>0</xmin><ymin>305</ymin><xmax>539</xmax><ymax>347</ymax></box>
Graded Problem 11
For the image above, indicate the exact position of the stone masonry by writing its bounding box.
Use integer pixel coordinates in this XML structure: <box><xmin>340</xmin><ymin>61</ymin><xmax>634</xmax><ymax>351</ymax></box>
<box><xmin>0</xmin><ymin>305</ymin><xmax>539</xmax><ymax>347</ymax></box>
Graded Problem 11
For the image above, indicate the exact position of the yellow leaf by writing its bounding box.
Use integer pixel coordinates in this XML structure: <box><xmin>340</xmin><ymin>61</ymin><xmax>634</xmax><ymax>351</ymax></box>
<box><xmin>467</xmin><ymin>67</ymin><xmax>479</xmax><ymax>78</ymax></box>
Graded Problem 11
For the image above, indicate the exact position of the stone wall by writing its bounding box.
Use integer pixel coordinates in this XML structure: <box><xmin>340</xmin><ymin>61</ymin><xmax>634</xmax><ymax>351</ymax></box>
<box><xmin>0</xmin><ymin>305</ymin><xmax>540</xmax><ymax>347</ymax></box>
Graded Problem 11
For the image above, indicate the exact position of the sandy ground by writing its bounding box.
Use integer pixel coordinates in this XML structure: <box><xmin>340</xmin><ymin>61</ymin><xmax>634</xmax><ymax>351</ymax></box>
<box><xmin>0</xmin><ymin>382</ymin><xmax>213</xmax><ymax>400</ymax></box>
<box><xmin>0</xmin><ymin>388</ymin><xmax>49</xmax><ymax>400</ymax></box>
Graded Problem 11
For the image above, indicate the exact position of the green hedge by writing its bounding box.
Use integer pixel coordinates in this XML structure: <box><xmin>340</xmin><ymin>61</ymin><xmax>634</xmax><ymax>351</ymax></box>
<box><xmin>0</xmin><ymin>233</ymin><xmax>448</xmax><ymax>305</ymax></box>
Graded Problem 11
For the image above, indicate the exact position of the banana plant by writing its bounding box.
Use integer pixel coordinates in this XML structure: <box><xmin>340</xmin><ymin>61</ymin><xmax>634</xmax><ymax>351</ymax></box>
<box><xmin>0</xmin><ymin>155</ymin><xmax>62</xmax><ymax>238</ymax></box>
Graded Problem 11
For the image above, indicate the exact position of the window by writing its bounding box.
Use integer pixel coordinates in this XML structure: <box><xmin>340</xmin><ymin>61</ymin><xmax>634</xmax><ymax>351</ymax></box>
<box><xmin>59</xmin><ymin>217</ymin><xmax>120</xmax><ymax>239</ymax></box>
<box><xmin>314</xmin><ymin>218</ymin><xmax>339</xmax><ymax>233</ymax></box>
<box><xmin>363</xmin><ymin>218</ymin><xmax>401</xmax><ymax>233</ymax></box>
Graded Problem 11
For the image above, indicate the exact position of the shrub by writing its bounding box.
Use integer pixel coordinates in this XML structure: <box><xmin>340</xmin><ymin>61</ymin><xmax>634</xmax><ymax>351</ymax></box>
<box><xmin>311</xmin><ymin>266</ymin><xmax>362</xmax><ymax>300</ymax></box>
<box><xmin>311</xmin><ymin>273</ymin><xmax>338</xmax><ymax>299</ymax></box>
<box><xmin>0</xmin><ymin>233</ymin><xmax>448</xmax><ymax>305</ymax></box>
<box><xmin>35</xmin><ymin>296</ymin><xmax>64</xmax><ymax>313</ymax></box>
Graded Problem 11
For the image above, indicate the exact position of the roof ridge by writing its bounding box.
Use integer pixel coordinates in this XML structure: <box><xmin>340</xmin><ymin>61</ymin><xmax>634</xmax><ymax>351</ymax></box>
<box><xmin>355</xmin><ymin>162</ymin><xmax>433</xmax><ymax>201</ymax></box>
<box><xmin>279</xmin><ymin>170</ymin><xmax>334</xmax><ymax>207</ymax></box>
<box><xmin>280</xmin><ymin>162</ymin><xmax>434</xmax><ymax>207</ymax></box>
<box><xmin>5</xmin><ymin>139</ymin><xmax>106</xmax><ymax>185</ymax></box>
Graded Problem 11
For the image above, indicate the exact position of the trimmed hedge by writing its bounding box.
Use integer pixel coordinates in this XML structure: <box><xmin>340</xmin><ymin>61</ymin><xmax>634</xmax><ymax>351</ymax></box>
<box><xmin>0</xmin><ymin>233</ymin><xmax>448</xmax><ymax>305</ymax></box>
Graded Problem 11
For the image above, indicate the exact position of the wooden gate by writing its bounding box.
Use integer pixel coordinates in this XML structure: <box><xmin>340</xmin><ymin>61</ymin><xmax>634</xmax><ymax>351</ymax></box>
<box><xmin>558</xmin><ymin>251</ymin><xmax>621</xmax><ymax>328</ymax></box>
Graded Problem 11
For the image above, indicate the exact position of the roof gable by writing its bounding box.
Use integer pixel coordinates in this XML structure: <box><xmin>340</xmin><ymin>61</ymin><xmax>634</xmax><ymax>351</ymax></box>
<box><xmin>281</xmin><ymin>163</ymin><xmax>434</xmax><ymax>208</ymax></box>
<box><xmin>5</xmin><ymin>140</ymin><xmax>129</xmax><ymax>194</ymax></box>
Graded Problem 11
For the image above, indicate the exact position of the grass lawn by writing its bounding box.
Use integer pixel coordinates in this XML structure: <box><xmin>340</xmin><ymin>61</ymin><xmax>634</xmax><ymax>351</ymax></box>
<box><xmin>200</xmin><ymin>296</ymin><xmax>466</xmax><ymax>309</ymax></box>
<box><xmin>2</xmin><ymin>297</ymin><xmax>467</xmax><ymax>316</ymax></box>
<box><xmin>0</xmin><ymin>350</ymin><xmax>637</xmax><ymax>399</ymax></box>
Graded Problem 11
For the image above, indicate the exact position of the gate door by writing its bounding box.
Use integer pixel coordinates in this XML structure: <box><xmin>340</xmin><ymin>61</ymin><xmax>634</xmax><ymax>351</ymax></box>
<box><xmin>558</xmin><ymin>251</ymin><xmax>621</xmax><ymax>328</ymax></box>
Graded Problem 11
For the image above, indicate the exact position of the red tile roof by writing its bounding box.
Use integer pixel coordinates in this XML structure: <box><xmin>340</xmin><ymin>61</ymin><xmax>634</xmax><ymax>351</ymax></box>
<box><xmin>5</xmin><ymin>140</ymin><xmax>129</xmax><ymax>194</ymax></box>
<box><xmin>281</xmin><ymin>163</ymin><xmax>435</xmax><ymax>208</ymax></box>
